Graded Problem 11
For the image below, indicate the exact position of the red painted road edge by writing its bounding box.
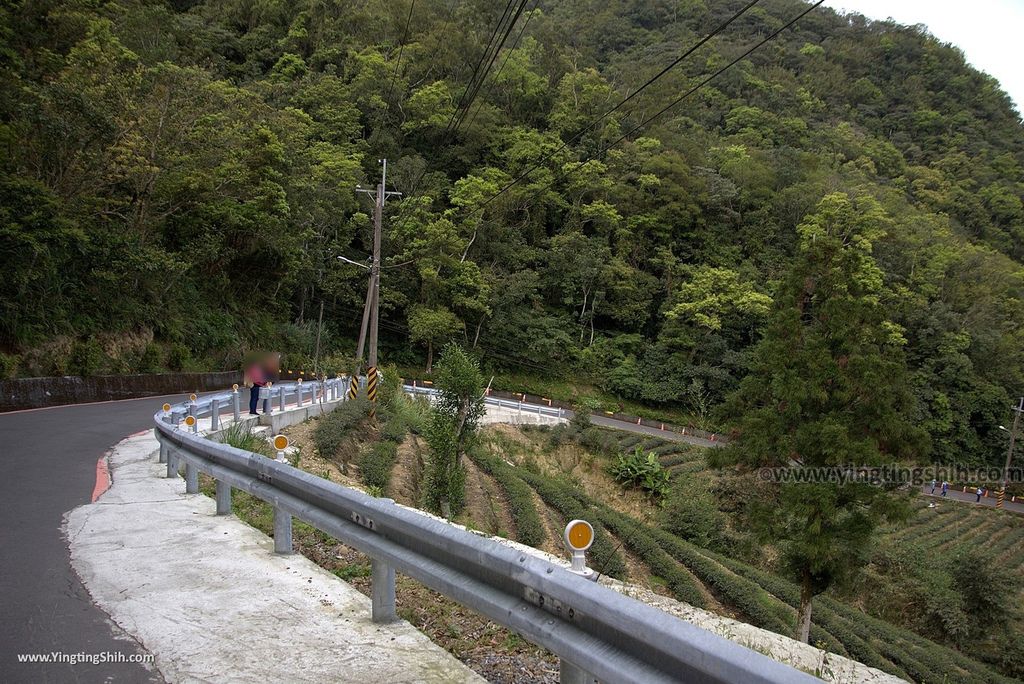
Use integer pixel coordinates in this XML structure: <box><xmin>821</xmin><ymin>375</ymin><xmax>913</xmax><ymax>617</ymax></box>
<box><xmin>92</xmin><ymin>457</ymin><xmax>111</xmax><ymax>502</ymax></box>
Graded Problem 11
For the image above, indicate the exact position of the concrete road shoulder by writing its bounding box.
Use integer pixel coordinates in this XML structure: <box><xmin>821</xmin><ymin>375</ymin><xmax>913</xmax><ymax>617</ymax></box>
<box><xmin>65</xmin><ymin>432</ymin><xmax>483</xmax><ymax>684</ymax></box>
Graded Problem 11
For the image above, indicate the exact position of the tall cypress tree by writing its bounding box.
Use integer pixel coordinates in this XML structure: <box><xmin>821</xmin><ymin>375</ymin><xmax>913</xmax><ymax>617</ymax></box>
<box><xmin>717</xmin><ymin>193</ymin><xmax>928</xmax><ymax>642</ymax></box>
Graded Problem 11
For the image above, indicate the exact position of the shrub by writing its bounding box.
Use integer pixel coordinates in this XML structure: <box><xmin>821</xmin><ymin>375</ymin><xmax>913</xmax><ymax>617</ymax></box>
<box><xmin>0</xmin><ymin>352</ymin><xmax>18</xmax><ymax>379</ymax></box>
<box><xmin>662</xmin><ymin>477</ymin><xmax>725</xmax><ymax>548</ymax></box>
<box><xmin>569</xmin><ymin>398</ymin><xmax>599</xmax><ymax>432</ymax></box>
<box><xmin>68</xmin><ymin>338</ymin><xmax>105</xmax><ymax>376</ymax></box>
<box><xmin>138</xmin><ymin>343</ymin><xmax>163</xmax><ymax>373</ymax></box>
<box><xmin>609</xmin><ymin>446</ymin><xmax>670</xmax><ymax>500</ymax></box>
<box><xmin>167</xmin><ymin>343</ymin><xmax>191</xmax><ymax>372</ymax></box>
<box><xmin>595</xmin><ymin>507</ymin><xmax>707</xmax><ymax>607</ymax></box>
<box><xmin>360</xmin><ymin>441</ymin><xmax>398</xmax><ymax>492</ymax></box>
<box><xmin>578</xmin><ymin>426</ymin><xmax>617</xmax><ymax>454</ymax></box>
<box><xmin>220</xmin><ymin>422</ymin><xmax>274</xmax><ymax>457</ymax></box>
<box><xmin>422</xmin><ymin>345</ymin><xmax>484</xmax><ymax>517</ymax></box>
<box><xmin>313</xmin><ymin>398</ymin><xmax>368</xmax><ymax>460</ymax></box>
<box><xmin>469</xmin><ymin>449</ymin><xmax>546</xmax><ymax>547</ymax></box>
<box><xmin>648</xmin><ymin>527</ymin><xmax>794</xmax><ymax>634</ymax></box>
<box><xmin>515</xmin><ymin>469</ymin><xmax>627</xmax><ymax>579</ymax></box>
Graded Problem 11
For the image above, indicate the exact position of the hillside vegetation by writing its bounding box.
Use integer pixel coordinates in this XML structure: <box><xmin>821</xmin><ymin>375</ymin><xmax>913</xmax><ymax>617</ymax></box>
<box><xmin>285</xmin><ymin>395</ymin><xmax>1023</xmax><ymax>682</ymax></box>
<box><xmin>2</xmin><ymin>0</ymin><xmax>1023</xmax><ymax>469</ymax></box>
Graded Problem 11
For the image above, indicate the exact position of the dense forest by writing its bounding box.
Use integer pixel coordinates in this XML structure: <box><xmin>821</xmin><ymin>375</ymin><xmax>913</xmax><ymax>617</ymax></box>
<box><xmin>3</xmin><ymin>0</ymin><xmax>1023</xmax><ymax>467</ymax></box>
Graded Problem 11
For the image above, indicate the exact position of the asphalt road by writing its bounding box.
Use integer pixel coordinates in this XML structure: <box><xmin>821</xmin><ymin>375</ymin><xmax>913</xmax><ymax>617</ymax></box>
<box><xmin>920</xmin><ymin>485</ymin><xmax>1024</xmax><ymax>514</ymax></box>
<box><xmin>0</xmin><ymin>393</ymin><xmax>218</xmax><ymax>683</ymax></box>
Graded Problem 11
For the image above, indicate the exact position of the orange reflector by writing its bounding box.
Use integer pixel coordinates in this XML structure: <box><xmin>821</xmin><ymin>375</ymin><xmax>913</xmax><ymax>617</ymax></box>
<box><xmin>273</xmin><ymin>435</ymin><xmax>289</xmax><ymax>451</ymax></box>
<box><xmin>162</xmin><ymin>403</ymin><xmax>171</xmax><ymax>412</ymax></box>
<box><xmin>232</xmin><ymin>383</ymin><xmax>239</xmax><ymax>391</ymax></box>
<box><xmin>564</xmin><ymin>520</ymin><xmax>594</xmax><ymax>551</ymax></box>
<box><xmin>189</xmin><ymin>393</ymin><xmax>197</xmax><ymax>402</ymax></box>
<box><xmin>184</xmin><ymin>415</ymin><xmax>196</xmax><ymax>427</ymax></box>
<box><xmin>266</xmin><ymin>381</ymin><xmax>273</xmax><ymax>388</ymax></box>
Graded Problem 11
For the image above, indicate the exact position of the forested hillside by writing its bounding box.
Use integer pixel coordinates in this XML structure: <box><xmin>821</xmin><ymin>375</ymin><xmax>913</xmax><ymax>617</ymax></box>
<box><xmin>3</xmin><ymin>0</ymin><xmax>1023</xmax><ymax>466</ymax></box>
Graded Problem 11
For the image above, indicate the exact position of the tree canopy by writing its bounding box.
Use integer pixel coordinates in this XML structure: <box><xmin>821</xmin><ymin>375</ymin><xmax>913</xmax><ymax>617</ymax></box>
<box><xmin>1</xmin><ymin>0</ymin><xmax>1022</xmax><ymax>469</ymax></box>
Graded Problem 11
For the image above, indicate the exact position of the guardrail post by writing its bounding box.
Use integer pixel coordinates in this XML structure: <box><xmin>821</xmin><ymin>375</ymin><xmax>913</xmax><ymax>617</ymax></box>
<box><xmin>215</xmin><ymin>480</ymin><xmax>231</xmax><ymax>514</ymax></box>
<box><xmin>158</xmin><ymin>414</ymin><xmax>172</xmax><ymax>464</ymax></box>
<box><xmin>559</xmin><ymin>659</ymin><xmax>595</xmax><ymax>684</ymax></box>
<box><xmin>297</xmin><ymin>380</ymin><xmax>305</xmax><ymax>407</ymax></box>
<box><xmin>211</xmin><ymin>398</ymin><xmax>220</xmax><ymax>431</ymax></box>
<box><xmin>273</xmin><ymin>508</ymin><xmax>292</xmax><ymax>554</ymax></box>
<box><xmin>166</xmin><ymin>451</ymin><xmax>177</xmax><ymax>478</ymax></box>
<box><xmin>371</xmin><ymin>558</ymin><xmax>397</xmax><ymax>623</ymax></box>
<box><xmin>187</xmin><ymin>403</ymin><xmax>198</xmax><ymax>433</ymax></box>
<box><xmin>185</xmin><ymin>462</ymin><xmax>198</xmax><ymax>494</ymax></box>
<box><xmin>232</xmin><ymin>387</ymin><xmax>240</xmax><ymax>423</ymax></box>
<box><xmin>279</xmin><ymin>386</ymin><xmax>286</xmax><ymax>412</ymax></box>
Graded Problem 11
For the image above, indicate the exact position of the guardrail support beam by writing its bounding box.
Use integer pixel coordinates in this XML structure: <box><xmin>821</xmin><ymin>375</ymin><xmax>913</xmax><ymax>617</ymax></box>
<box><xmin>273</xmin><ymin>507</ymin><xmax>292</xmax><ymax>554</ymax></box>
<box><xmin>210</xmin><ymin>398</ymin><xmax>220</xmax><ymax>430</ymax></box>
<box><xmin>215</xmin><ymin>480</ymin><xmax>231</xmax><ymax>515</ymax></box>
<box><xmin>185</xmin><ymin>463</ymin><xmax>199</xmax><ymax>494</ymax></box>
<box><xmin>371</xmin><ymin>558</ymin><xmax>397</xmax><ymax>623</ymax></box>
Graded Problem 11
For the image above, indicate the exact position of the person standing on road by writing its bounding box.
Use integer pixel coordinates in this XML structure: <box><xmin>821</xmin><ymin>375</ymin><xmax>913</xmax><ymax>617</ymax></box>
<box><xmin>942</xmin><ymin>481</ymin><xmax>949</xmax><ymax>497</ymax></box>
<box><xmin>976</xmin><ymin>486</ymin><xmax>984</xmax><ymax>503</ymax></box>
<box><xmin>931</xmin><ymin>479</ymin><xmax>938</xmax><ymax>494</ymax></box>
<box><xmin>245</xmin><ymin>357</ymin><xmax>267</xmax><ymax>415</ymax></box>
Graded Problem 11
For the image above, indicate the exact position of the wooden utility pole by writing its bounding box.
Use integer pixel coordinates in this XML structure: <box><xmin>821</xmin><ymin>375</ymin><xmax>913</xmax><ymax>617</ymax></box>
<box><xmin>999</xmin><ymin>397</ymin><xmax>1024</xmax><ymax>508</ymax></box>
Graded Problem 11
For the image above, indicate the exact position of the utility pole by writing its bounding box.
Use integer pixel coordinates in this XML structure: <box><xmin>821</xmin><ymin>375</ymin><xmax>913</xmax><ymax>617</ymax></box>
<box><xmin>351</xmin><ymin>159</ymin><xmax>401</xmax><ymax>406</ymax></box>
<box><xmin>999</xmin><ymin>397</ymin><xmax>1024</xmax><ymax>508</ymax></box>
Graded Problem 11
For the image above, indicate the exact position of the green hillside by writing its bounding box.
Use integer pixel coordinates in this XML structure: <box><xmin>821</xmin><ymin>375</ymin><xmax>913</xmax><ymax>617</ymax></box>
<box><xmin>2</xmin><ymin>0</ymin><xmax>1023</xmax><ymax>475</ymax></box>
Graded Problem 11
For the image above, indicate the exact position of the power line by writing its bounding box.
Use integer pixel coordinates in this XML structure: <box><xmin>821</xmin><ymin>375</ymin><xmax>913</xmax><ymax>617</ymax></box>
<box><xmin>448</xmin><ymin>0</ymin><xmax>533</xmax><ymax>138</ymax></box>
<box><xmin>460</xmin><ymin>0</ymin><xmax>540</xmax><ymax>133</ymax></box>
<box><xmin>378</xmin><ymin>0</ymin><xmax>418</xmax><ymax>130</ymax></box>
<box><xmin>325</xmin><ymin>299</ymin><xmax>563</xmax><ymax>376</ymax></box>
<box><xmin>465</xmin><ymin>0</ymin><xmax>825</xmax><ymax>226</ymax></box>
<box><xmin>461</xmin><ymin>0</ymin><xmax>764</xmax><ymax>220</ymax></box>
<box><xmin>605</xmin><ymin>0</ymin><xmax>826</xmax><ymax>152</ymax></box>
<box><xmin>442</xmin><ymin>0</ymin><xmax>518</xmax><ymax>138</ymax></box>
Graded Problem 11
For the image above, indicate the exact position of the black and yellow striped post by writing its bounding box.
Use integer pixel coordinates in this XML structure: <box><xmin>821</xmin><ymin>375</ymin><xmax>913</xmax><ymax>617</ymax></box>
<box><xmin>367</xmin><ymin>366</ymin><xmax>378</xmax><ymax>417</ymax></box>
<box><xmin>347</xmin><ymin>372</ymin><xmax>359</xmax><ymax>401</ymax></box>
<box><xmin>997</xmin><ymin>489</ymin><xmax>1006</xmax><ymax>509</ymax></box>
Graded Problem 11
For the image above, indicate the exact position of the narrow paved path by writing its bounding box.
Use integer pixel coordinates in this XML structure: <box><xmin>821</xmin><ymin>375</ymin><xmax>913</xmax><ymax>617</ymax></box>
<box><xmin>920</xmin><ymin>485</ymin><xmax>1024</xmax><ymax>514</ymax></box>
<box><xmin>0</xmin><ymin>393</ymin><xmax>221</xmax><ymax>682</ymax></box>
<box><xmin>586</xmin><ymin>412</ymin><xmax>720</xmax><ymax>448</ymax></box>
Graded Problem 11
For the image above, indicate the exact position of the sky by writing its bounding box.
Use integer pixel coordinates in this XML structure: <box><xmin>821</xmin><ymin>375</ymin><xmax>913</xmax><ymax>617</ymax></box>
<box><xmin>823</xmin><ymin>0</ymin><xmax>1024</xmax><ymax>114</ymax></box>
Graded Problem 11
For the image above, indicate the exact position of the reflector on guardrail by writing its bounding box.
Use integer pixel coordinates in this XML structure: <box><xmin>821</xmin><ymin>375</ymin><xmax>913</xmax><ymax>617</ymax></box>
<box><xmin>564</xmin><ymin>520</ymin><xmax>594</xmax><ymax>551</ymax></box>
<box><xmin>162</xmin><ymin>403</ymin><xmax>171</xmax><ymax>413</ymax></box>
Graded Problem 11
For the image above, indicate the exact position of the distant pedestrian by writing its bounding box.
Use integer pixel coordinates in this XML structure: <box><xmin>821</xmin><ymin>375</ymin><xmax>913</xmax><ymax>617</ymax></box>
<box><xmin>245</xmin><ymin>357</ymin><xmax>267</xmax><ymax>415</ymax></box>
<box><xmin>930</xmin><ymin>479</ymin><xmax>937</xmax><ymax>494</ymax></box>
<box><xmin>941</xmin><ymin>481</ymin><xmax>949</xmax><ymax>497</ymax></box>
<box><xmin>976</xmin><ymin>486</ymin><xmax>983</xmax><ymax>503</ymax></box>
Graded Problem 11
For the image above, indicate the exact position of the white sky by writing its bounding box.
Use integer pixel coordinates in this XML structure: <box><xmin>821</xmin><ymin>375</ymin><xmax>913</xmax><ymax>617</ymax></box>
<box><xmin>823</xmin><ymin>0</ymin><xmax>1023</xmax><ymax>114</ymax></box>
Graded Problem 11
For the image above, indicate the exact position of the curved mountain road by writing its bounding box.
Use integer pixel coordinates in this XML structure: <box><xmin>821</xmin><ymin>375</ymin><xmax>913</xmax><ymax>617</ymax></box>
<box><xmin>0</xmin><ymin>395</ymin><xmax>215</xmax><ymax>683</ymax></box>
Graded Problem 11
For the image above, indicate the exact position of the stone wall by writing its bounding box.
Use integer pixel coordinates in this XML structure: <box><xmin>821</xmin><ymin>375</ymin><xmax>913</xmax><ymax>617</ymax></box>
<box><xmin>0</xmin><ymin>371</ymin><xmax>241</xmax><ymax>411</ymax></box>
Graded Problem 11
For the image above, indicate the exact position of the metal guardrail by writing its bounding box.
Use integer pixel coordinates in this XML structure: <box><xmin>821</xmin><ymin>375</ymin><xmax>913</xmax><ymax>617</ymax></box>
<box><xmin>153</xmin><ymin>383</ymin><xmax>817</xmax><ymax>684</ymax></box>
<box><xmin>405</xmin><ymin>384</ymin><xmax>566</xmax><ymax>420</ymax></box>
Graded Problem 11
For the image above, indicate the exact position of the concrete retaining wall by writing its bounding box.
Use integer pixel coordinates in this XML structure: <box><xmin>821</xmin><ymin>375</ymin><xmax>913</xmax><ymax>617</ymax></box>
<box><xmin>0</xmin><ymin>371</ymin><xmax>241</xmax><ymax>412</ymax></box>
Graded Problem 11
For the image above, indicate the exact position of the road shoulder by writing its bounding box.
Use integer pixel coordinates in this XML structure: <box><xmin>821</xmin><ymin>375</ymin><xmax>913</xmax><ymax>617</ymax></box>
<box><xmin>65</xmin><ymin>432</ymin><xmax>483</xmax><ymax>684</ymax></box>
